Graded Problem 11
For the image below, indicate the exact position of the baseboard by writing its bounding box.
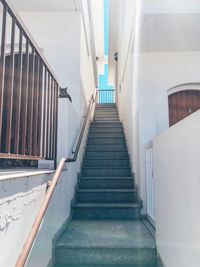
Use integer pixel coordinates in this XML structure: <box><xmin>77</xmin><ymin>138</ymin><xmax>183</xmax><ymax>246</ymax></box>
<box><xmin>157</xmin><ymin>254</ymin><xmax>165</xmax><ymax>267</ymax></box>
<box><xmin>46</xmin><ymin>258</ymin><xmax>55</xmax><ymax>267</ymax></box>
<box><xmin>141</xmin><ymin>215</ymin><xmax>156</xmax><ymax>240</ymax></box>
<box><xmin>47</xmin><ymin>215</ymin><xmax>72</xmax><ymax>267</ymax></box>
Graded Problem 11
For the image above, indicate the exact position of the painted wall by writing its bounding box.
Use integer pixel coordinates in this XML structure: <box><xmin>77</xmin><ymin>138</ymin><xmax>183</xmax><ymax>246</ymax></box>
<box><xmin>153</xmin><ymin>109</ymin><xmax>200</xmax><ymax>267</ymax></box>
<box><xmin>111</xmin><ymin>0</ymin><xmax>200</xmax><ymax>212</ymax></box>
<box><xmin>0</xmin><ymin>172</ymin><xmax>52</xmax><ymax>267</ymax></box>
<box><xmin>0</xmin><ymin>4</ymin><xmax>97</xmax><ymax>267</ymax></box>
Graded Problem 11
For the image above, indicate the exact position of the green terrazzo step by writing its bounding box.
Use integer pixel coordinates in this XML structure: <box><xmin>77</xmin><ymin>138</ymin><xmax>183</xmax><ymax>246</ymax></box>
<box><xmin>76</xmin><ymin>189</ymin><xmax>137</xmax><ymax>203</ymax></box>
<box><xmin>73</xmin><ymin>203</ymin><xmax>141</xmax><ymax>220</ymax></box>
<box><xmin>82</xmin><ymin>167</ymin><xmax>131</xmax><ymax>177</ymax></box>
<box><xmin>55</xmin><ymin>220</ymin><xmax>156</xmax><ymax>265</ymax></box>
<box><xmin>83</xmin><ymin>158</ymin><xmax>130</xmax><ymax>167</ymax></box>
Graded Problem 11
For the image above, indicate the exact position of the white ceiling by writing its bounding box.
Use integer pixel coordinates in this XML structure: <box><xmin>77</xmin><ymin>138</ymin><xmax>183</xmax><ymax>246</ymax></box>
<box><xmin>139</xmin><ymin>14</ymin><xmax>200</xmax><ymax>52</ymax></box>
<box><xmin>10</xmin><ymin>0</ymin><xmax>79</xmax><ymax>12</ymax></box>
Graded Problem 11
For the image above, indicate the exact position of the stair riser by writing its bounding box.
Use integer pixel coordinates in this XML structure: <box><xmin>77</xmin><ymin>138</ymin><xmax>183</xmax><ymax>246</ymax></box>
<box><xmin>89</xmin><ymin>128</ymin><xmax>123</xmax><ymax>133</ymax></box>
<box><xmin>55</xmin><ymin>247</ymin><xmax>156</xmax><ymax>265</ymax></box>
<box><xmin>79</xmin><ymin>179</ymin><xmax>134</xmax><ymax>189</ymax></box>
<box><xmin>83</xmin><ymin>159</ymin><xmax>129</xmax><ymax>167</ymax></box>
<box><xmin>87</xmin><ymin>144</ymin><xmax>127</xmax><ymax>151</ymax></box>
<box><xmin>82</xmin><ymin>168</ymin><xmax>131</xmax><ymax>177</ymax></box>
<box><xmin>89</xmin><ymin>133</ymin><xmax>124</xmax><ymax>138</ymax></box>
<box><xmin>87</xmin><ymin>138</ymin><xmax>125</xmax><ymax>145</ymax></box>
<box><xmin>93</xmin><ymin>119</ymin><xmax>119</xmax><ymax>122</ymax></box>
<box><xmin>73</xmin><ymin>207</ymin><xmax>140</xmax><ymax>220</ymax></box>
<box><xmin>77</xmin><ymin>192</ymin><xmax>137</xmax><ymax>203</ymax></box>
<box><xmin>94</xmin><ymin>113</ymin><xmax>118</xmax><ymax>116</ymax></box>
<box><xmin>85</xmin><ymin>151</ymin><xmax>128</xmax><ymax>158</ymax></box>
<box><xmin>91</xmin><ymin>123</ymin><xmax>122</xmax><ymax>127</ymax></box>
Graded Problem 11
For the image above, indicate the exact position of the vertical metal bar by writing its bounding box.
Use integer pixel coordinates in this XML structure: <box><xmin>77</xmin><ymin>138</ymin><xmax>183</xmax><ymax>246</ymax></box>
<box><xmin>42</xmin><ymin>68</ymin><xmax>47</xmax><ymax>158</ymax></box>
<box><xmin>5</xmin><ymin>17</ymin><xmax>15</xmax><ymax>153</ymax></box>
<box><xmin>51</xmin><ymin>80</ymin><xmax>55</xmax><ymax>159</ymax></box>
<box><xmin>32</xmin><ymin>54</ymin><xmax>39</xmax><ymax>156</ymax></box>
<box><xmin>49</xmin><ymin>77</ymin><xmax>54</xmax><ymax>159</ymax></box>
<box><xmin>53</xmin><ymin>83</ymin><xmax>58</xmax><ymax>160</ymax></box>
<box><xmin>37</xmin><ymin>60</ymin><xmax>43</xmax><ymax>156</ymax></box>
<box><xmin>13</xmin><ymin>29</ymin><xmax>23</xmax><ymax>154</ymax></box>
<box><xmin>46</xmin><ymin>72</ymin><xmax>50</xmax><ymax>159</ymax></box>
<box><xmin>27</xmin><ymin>47</ymin><xmax>35</xmax><ymax>155</ymax></box>
<box><xmin>0</xmin><ymin>5</ymin><xmax>7</xmax><ymax>149</ymax></box>
<box><xmin>21</xmin><ymin>39</ymin><xmax>29</xmax><ymax>155</ymax></box>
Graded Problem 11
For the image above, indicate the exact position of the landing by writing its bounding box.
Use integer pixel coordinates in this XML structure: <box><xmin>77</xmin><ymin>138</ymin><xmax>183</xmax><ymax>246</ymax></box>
<box><xmin>57</xmin><ymin>220</ymin><xmax>155</xmax><ymax>249</ymax></box>
<box><xmin>55</xmin><ymin>220</ymin><xmax>157</xmax><ymax>266</ymax></box>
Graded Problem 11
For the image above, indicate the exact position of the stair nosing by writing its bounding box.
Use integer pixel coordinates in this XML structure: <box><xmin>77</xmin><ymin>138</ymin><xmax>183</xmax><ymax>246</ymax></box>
<box><xmin>74</xmin><ymin>203</ymin><xmax>140</xmax><ymax>208</ymax></box>
<box><xmin>80</xmin><ymin>176</ymin><xmax>134</xmax><ymax>180</ymax></box>
<box><xmin>77</xmin><ymin>189</ymin><xmax>136</xmax><ymax>192</ymax></box>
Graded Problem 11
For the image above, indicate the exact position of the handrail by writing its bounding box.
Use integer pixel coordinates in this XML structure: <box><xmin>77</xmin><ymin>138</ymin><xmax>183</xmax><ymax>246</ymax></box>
<box><xmin>15</xmin><ymin>92</ymin><xmax>97</xmax><ymax>267</ymax></box>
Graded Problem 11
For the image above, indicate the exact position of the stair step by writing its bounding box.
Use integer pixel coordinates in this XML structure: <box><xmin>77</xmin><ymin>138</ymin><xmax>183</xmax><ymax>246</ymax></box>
<box><xmin>83</xmin><ymin>159</ymin><xmax>129</xmax><ymax>167</ymax></box>
<box><xmin>85</xmin><ymin>151</ymin><xmax>128</xmax><ymax>158</ymax></box>
<box><xmin>89</xmin><ymin>132</ymin><xmax>124</xmax><ymax>138</ymax></box>
<box><xmin>82</xmin><ymin>167</ymin><xmax>131</xmax><ymax>177</ymax></box>
<box><xmin>87</xmin><ymin>138</ymin><xmax>125</xmax><ymax>145</ymax></box>
<box><xmin>93</xmin><ymin>118</ymin><xmax>119</xmax><ymax>122</ymax></box>
<box><xmin>79</xmin><ymin>177</ymin><xmax>134</xmax><ymax>189</ymax></box>
<box><xmin>55</xmin><ymin>220</ymin><xmax>156</xmax><ymax>265</ymax></box>
<box><xmin>77</xmin><ymin>189</ymin><xmax>137</xmax><ymax>203</ymax></box>
<box><xmin>91</xmin><ymin>122</ymin><xmax>122</xmax><ymax>127</ymax></box>
<box><xmin>87</xmin><ymin>144</ymin><xmax>127</xmax><ymax>151</ymax></box>
<box><xmin>90</xmin><ymin>127</ymin><xmax>123</xmax><ymax>133</ymax></box>
<box><xmin>73</xmin><ymin>203</ymin><xmax>141</xmax><ymax>220</ymax></box>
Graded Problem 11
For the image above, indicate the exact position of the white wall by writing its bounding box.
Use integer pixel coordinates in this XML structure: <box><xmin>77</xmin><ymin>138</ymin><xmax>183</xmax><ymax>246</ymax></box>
<box><xmin>153</xmin><ymin>109</ymin><xmax>200</xmax><ymax>267</ymax></box>
<box><xmin>0</xmin><ymin>172</ymin><xmax>52</xmax><ymax>267</ymax></box>
<box><xmin>110</xmin><ymin>0</ymin><xmax>200</xmax><ymax>212</ymax></box>
<box><xmin>0</xmin><ymin>3</ymin><xmax>97</xmax><ymax>267</ymax></box>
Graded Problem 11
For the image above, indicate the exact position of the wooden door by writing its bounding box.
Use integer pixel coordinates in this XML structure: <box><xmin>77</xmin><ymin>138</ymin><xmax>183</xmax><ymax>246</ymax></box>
<box><xmin>168</xmin><ymin>90</ymin><xmax>200</xmax><ymax>126</ymax></box>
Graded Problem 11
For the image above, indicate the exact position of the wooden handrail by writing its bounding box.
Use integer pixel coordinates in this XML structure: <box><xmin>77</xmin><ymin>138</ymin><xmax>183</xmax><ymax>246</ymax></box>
<box><xmin>15</xmin><ymin>92</ymin><xmax>97</xmax><ymax>267</ymax></box>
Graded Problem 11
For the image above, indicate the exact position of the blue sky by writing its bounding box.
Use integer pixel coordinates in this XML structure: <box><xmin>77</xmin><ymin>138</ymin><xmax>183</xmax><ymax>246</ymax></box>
<box><xmin>98</xmin><ymin>0</ymin><xmax>113</xmax><ymax>90</ymax></box>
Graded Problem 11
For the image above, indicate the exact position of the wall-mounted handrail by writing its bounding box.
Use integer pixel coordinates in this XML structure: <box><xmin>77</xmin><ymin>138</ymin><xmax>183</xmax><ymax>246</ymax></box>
<box><xmin>15</xmin><ymin>92</ymin><xmax>97</xmax><ymax>267</ymax></box>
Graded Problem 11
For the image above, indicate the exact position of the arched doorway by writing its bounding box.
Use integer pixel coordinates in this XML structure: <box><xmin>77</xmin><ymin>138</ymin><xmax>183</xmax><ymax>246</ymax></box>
<box><xmin>168</xmin><ymin>86</ymin><xmax>200</xmax><ymax>126</ymax></box>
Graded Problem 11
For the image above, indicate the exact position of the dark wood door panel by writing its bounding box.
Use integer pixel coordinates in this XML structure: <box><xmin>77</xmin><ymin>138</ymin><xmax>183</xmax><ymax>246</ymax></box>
<box><xmin>169</xmin><ymin>90</ymin><xmax>200</xmax><ymax>126</ymax></box>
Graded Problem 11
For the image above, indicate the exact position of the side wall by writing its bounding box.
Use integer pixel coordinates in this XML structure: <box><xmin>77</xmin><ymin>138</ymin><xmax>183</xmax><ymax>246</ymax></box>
<box><xmin>154</xmin><ymin>110</ymin><xmax>200</xmax><ymax>267</ymax></box>
<box><xmin>0</xmin><ymin>7</ymin><xmax>96</xmax><ymax>267</ymax></box>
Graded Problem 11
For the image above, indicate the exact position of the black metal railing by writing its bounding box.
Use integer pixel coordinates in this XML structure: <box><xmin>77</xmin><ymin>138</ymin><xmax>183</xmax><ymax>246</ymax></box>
<box><xmin>0</xmin><ymin>0</ymin><xmax>58</xmax><ymax>161</ymax></box>
<box><xmin>97</xmin><ymin>89</ymin><xmax>115</xmax><ymax>104</ymax></box>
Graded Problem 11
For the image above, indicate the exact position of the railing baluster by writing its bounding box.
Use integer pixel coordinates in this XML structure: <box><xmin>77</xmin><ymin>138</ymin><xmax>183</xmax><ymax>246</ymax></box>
<box><xmin>27</xmin><ymin>47</ymin><xmax>35</xmax><ymax>155</ymax></box>
<box><xmin>21</xmin><ymin>39</ymin><xmax>29</xmax><ymax>155</ymax></box>
<box><xmin>46</xmin><ymin>72</ymin><xmax>50</xmax><ymax>159</ymax></box>
<box><xmin>50</xmin><ymin>77</ymin><xmax>54</xmax><ymax>159</ymax></box>
<box><xmin>5</xmin><ymin>17</ymin><xmax>15</xmax><ymax>153</ymax></box>
<box><xmin>0</xmin><ymin>4</ymin><xmax>6</xmax><ymax>149</ymax></box>
<box><xmin>32</xmin><ymin>54</ymin><xmax>39</xmax><ymax>156</ymax></box>
<box><xmin>13</xmin><ymin>29</ymin><xmax>23</xmax><ymax>154</ymax></box>
<box><xmin>37</xmin><ymin>60</ymin><xmax>43</xmax><ymax>156</ymax></box>
<box><xmin>42</xmin><ymin>68</ymin><xmax>47</xmax><ymax>158</ymax></box>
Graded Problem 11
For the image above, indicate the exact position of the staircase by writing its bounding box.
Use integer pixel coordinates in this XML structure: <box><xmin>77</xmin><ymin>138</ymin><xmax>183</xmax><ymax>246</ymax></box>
<box><xmin>54</xmin><ymin>104</ymin><xmax>157</xmax><ymax>267</ymax></box>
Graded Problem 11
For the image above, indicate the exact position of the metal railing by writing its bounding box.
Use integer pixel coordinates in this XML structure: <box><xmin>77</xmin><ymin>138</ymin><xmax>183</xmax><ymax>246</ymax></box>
<box><xmin>145</xmin><ymin>141</ymin><xmax>155</xmax><ymax>223</ymax></box>
<box><xmin>15</xmin><ymin>92</ymin><xmax>96</xmax><ymax>267</ymax></box>
<box><xmin>0</xmin><ymin>0</ymin><xmax>58</xmax><ymax>161</ymax></box>
<box><xmin>97</xmin><ymin>89</ymin><xmax>115</xmax><ymax>104</ymax></box>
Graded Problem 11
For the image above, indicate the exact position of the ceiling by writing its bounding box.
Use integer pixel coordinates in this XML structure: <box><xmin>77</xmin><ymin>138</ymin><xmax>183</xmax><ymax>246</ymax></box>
<box><xmin>10</xmin><ymin>0</ymin><xmax>80</xmax><ymax>12</ymax></box>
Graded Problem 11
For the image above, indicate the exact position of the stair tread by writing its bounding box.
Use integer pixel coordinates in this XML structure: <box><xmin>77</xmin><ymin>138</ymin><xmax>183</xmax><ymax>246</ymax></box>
<box><xmin>80</xmin><ymin>177</ymin><xmax>133</xmax><ymax>180</ymax></box>
<box><xmin>82</xmin><ymin>166</ymin><xmax>131</xmax><ymax>169</ymax></box>
<box><xmin>74</xmin><ymin>203</ymin><xmax>140</xmax><ymax>208</ymax></box>
<box><xmin>77</xmin><ymin>189</ymin><xmax>136</xmax><ymax>192</ymax></box>
<box><xmin>56</xmin><ymin>220</ymin><xmax>155</xmax><ymax>249</ymax></box>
